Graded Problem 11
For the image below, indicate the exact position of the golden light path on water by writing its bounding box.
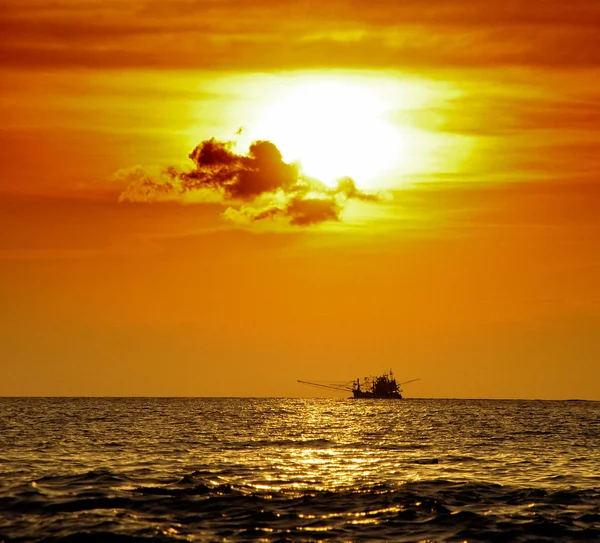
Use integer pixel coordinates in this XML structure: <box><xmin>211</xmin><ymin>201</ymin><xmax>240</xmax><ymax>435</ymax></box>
<box><xmin>1</xmin><ymin>398</ymin><xmax>599</xmax><ymax>541</ymax></box>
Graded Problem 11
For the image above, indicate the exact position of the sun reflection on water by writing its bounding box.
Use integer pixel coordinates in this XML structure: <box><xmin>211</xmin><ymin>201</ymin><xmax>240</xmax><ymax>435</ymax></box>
<box><xmin>1</xmin><ymin>398</ymin><xmax>599</xmax><ymax>541</ymax></box>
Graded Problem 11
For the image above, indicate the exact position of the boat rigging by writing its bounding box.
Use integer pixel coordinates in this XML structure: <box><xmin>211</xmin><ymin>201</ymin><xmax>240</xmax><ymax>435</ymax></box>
<box><xmin>298</xmin><ymin>370</ymin><xmax>420</xmax><ymax>399</ymax></box>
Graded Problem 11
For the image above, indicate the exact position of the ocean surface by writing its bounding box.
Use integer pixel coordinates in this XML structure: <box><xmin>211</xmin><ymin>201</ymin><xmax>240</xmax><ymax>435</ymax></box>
<box><xmin>0</xmin><ymin>398</ymin><xmax>599</xmax><ymax>542</ymax></box>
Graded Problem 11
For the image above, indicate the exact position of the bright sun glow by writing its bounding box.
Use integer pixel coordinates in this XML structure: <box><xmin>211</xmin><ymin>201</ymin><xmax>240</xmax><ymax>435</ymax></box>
<box><xmin>247</xmin><ymin>80</ymin><xmax>406</xmax><ymax>187</ymax></box>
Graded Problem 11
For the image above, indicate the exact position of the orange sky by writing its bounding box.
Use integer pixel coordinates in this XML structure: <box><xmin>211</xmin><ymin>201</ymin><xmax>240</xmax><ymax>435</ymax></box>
<box><xmin>1</xmin><ymin>0</ymin><xmax>599</xmax><ymax>399</ymax></box>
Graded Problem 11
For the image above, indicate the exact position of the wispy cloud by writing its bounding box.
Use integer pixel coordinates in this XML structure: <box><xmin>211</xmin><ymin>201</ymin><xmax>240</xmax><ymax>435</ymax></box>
<box><xmin>2</xmin><ymin>0</ymin><xmax>600</xmax><ymax>71</ymax></box>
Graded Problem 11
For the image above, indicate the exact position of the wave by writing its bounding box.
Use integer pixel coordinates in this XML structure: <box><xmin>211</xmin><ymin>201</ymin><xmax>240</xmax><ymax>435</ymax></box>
<box><xmin>2</xmin><ymin>475</ymin><xmax>599</xmax><ymax>542</ymax></box>
<box><xmin>240</xmin><ymin>438</ymin><xmax>335</xmax><ymax>448</ymax></box>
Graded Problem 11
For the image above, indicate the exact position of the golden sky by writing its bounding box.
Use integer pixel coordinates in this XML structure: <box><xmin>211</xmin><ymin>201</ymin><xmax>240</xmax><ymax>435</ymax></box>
<box><xmin>1</xmin><ymin>0</ymin><xmax>599</xmax><ymax>398</ymax></box>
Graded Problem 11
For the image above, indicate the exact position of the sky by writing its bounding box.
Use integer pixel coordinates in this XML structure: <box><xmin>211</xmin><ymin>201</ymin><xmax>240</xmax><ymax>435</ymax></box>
<box><xmin>1</xmin><ymin>0</ymin><xmax>599</xmax><ymax>399</ymax></box>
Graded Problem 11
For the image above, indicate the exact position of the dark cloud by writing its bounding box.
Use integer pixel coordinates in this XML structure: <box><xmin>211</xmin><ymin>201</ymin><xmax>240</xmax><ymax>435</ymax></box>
<box><xmin>118</xmin><ymin>138</ymin><xmax>380</xmax><ymax>226</ymax></box>
<box><xmin>334</xmin><ymin>177</ymin><xmax>380</xmax><ymax>202</ymax></box>
<box><xmin>182</xmin><ymin>140</ymin><xmax>297</xmax><ymax>200</ymax></box>
<box><xmin>286</xmin><ymin>196</ymin><xmax>341</xmax><ymax>226</ymax></box>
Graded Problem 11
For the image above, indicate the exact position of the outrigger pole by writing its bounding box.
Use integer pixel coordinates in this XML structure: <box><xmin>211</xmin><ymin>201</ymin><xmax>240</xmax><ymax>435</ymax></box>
<box><xmin>296</xmin><ymin>380</ymin><xmax>353</xmax><ymax>393</ymax></box>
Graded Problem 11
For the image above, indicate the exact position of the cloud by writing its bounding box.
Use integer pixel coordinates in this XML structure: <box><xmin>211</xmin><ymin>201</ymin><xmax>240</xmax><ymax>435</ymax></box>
<box><xmin>181</xmin><ymin>140</ymin><xmax>297</xmax><ymax>200</ymax></box>
<box><xmin>3</xmin><ymin>0</ymin><xmax>600</xmax><ymax>71</ymax></box>
<box><xmin>399</xmin><ymin>95</ymin><xmax>600</xmax><ymax>137</ymax></box>
<box><xmin>286</xmin><ymin>196</ymin><xmax>341</xmax><ymax>226</ymax></box>
<box><xmin>117</xmin><ymin>138</ymin><xmax>381</xmax><ymax>226</ymax></box>
<box><xmin>115</xmin><ymin>166</ymin><xmax>181</xmax><ymax>203</ymax></box>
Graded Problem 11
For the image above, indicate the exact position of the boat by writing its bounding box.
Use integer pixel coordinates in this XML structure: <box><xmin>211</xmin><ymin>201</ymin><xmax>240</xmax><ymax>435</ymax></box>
<box><xmin>298</xmin><ymin>370</ymin><xmax>419</xmax><ymax>399</ymax></box>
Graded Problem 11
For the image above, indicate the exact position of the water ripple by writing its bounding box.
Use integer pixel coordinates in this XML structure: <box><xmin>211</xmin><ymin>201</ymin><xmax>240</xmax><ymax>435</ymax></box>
<box><xmin>0</xmin><ymin>397</ymin><xmax>598</xmax><ymax>542</ymax></box>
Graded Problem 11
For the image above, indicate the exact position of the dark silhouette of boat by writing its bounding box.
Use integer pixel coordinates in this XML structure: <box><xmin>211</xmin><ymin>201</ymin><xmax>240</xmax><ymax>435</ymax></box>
<box><xmin>298</xmin><ymin>370</ymin><xmax>419</xmax><ymax>399</ymax></box>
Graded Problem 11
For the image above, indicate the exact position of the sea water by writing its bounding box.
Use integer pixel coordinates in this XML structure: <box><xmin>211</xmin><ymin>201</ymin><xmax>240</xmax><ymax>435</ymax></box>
<box><xmin>0</xmin><ymin>398</ymin><xmax>598</xmax><ymax>542</ymax></box>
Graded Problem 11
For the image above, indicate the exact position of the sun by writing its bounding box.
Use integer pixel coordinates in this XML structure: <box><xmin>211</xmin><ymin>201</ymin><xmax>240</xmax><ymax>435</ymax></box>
<box><xmin>246</xmin><ymin>78</ymin><xmax>407</xmax><ymax>188</ymax></box>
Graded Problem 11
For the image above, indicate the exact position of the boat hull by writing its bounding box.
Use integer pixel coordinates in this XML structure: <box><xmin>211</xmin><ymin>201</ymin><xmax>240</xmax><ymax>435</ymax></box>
<box><xmin>352</xmin><ymin>390</ymin><xmax>402</xmax><ymax>399</ymax></box>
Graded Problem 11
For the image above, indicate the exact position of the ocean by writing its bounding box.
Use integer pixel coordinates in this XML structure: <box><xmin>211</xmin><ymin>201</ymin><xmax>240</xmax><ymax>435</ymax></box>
<box><xmin>0</xmin><ymin>398</ymin><xmax>598</xmax><ymax>542</ymax></box>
